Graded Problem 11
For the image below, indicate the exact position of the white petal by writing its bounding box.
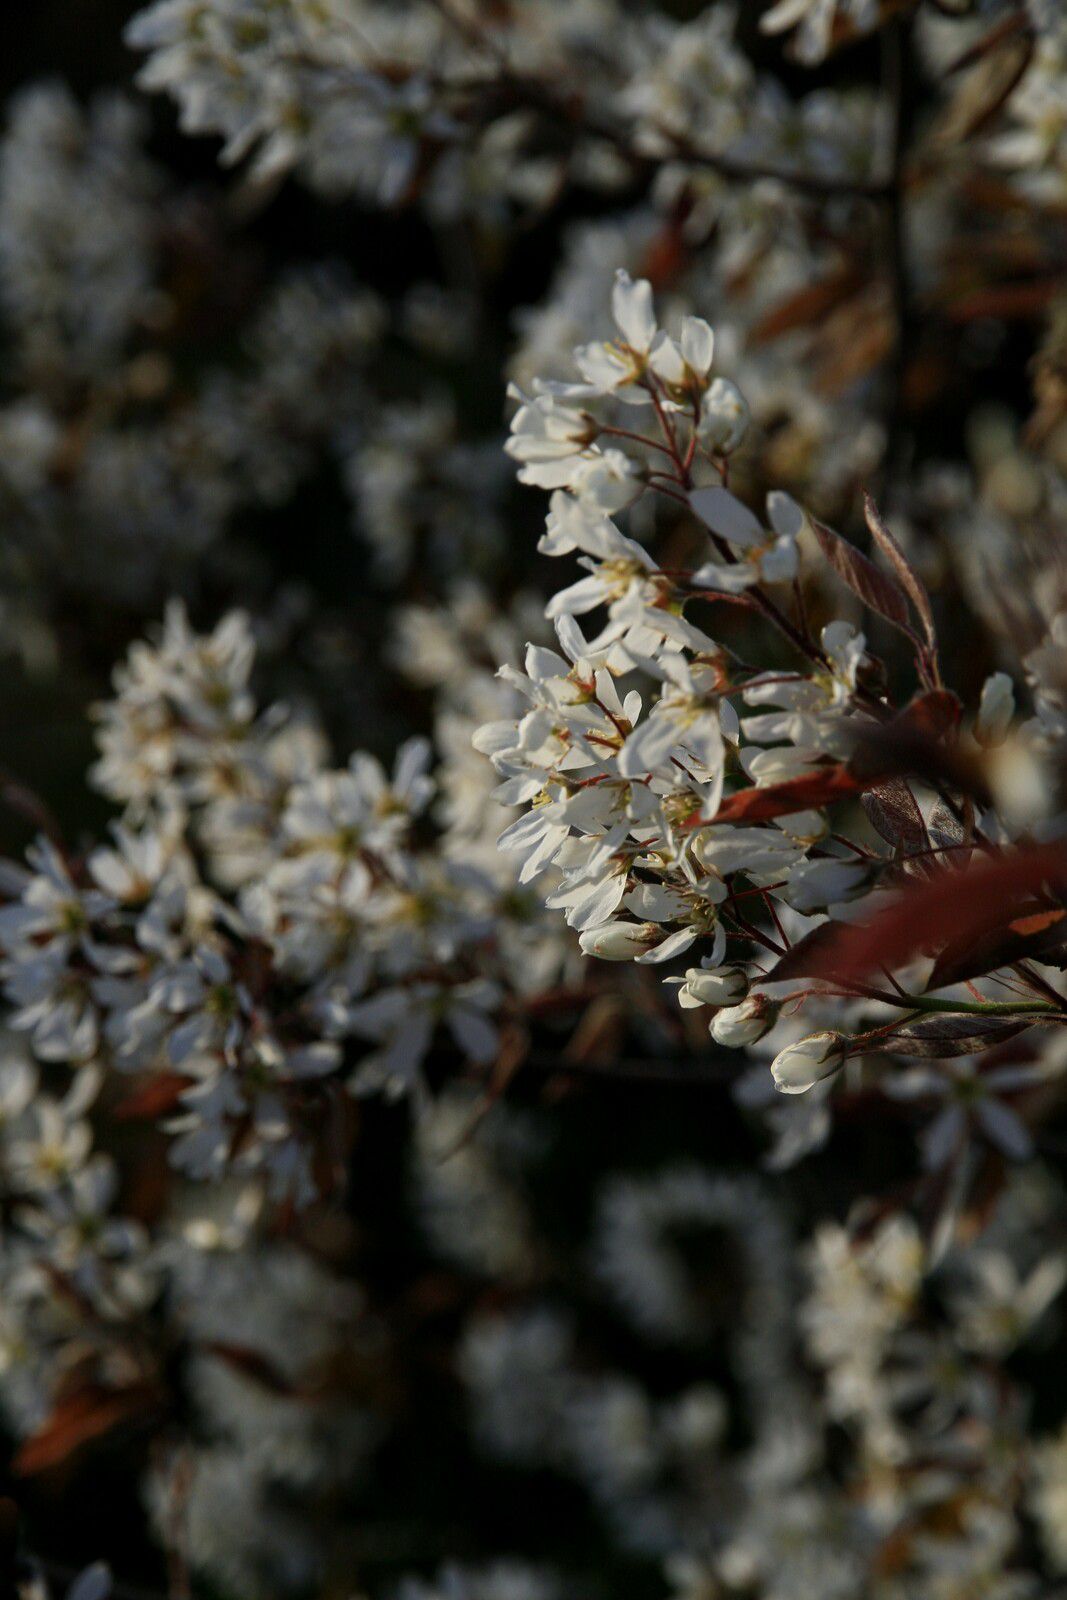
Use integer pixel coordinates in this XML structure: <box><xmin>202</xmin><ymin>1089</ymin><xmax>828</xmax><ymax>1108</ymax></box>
<box><xmin>680</xmin><ymin>316</ymin><xmax>714</xmax><ymax>377</ymax></box>
<box><xmin>976</xmin><ymin>1099</ymin><xmax>1033</xmax><ymax>1161</ymax></box>
<box><xmin>634</xmin><ymin>927</ymin><xmax>699</xmax><ymax>964</ymax></box>
<box><xmin>689</xmin><ymin>487</ymin><xmax>764</xmax><ymax>548</ymax></box>
<box><xmin>612</xmin><ymin>270</ymin><xmax>657</xmax><ymax>353</ymax></box>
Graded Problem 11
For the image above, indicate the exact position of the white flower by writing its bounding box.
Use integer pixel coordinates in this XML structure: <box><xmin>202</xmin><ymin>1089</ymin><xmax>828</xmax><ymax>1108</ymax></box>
<box><xmin>950</xmin><ymin>1250</ymin><xmax>1067</xmax><ymax>1357</ymax></box>
<box><xmin>673</xmin><ymin>965</ymin><xmax>749</xmax><ymax>1009</ymax></box>
<box><xmin>505</xmin><ymin>389</ymin><xmax>598</xmax><ymax>490</ymax></box>
<box><xmin>611</xmin><ymin>269</ymin><xmax>657</xmax><ymax>354</ymax></box>
<box><xmin>578</xmin><ymin>919</ymin><xmax>701</xmax><ymax>965</ymax></box>
<box><xmin>1032</xmin><ymin>1419</ymin><xmax>1067</xmax><ymax>1570</ymax></box>
<box><xmin>771</xmin><ymin>1032</ymin><xmax>846</xmax><ymax>1094</ymax></box>
<box><xmin>569</xmin><ymin>448</ymin><xmax>642</xmax><ymax>513</ymax></box>
<box><xmin>89</xmin><ymin>823</ymin><xmax>173</xmax><ymax>903</ymax></box>
<box><xmin>3</xmin><ymin>947</ymin><xmax>100</xmax><ymax>1062</ymax></box>
<box><xmin>689</xmin><ymin>488</ymin><xmax>804</xmax><ymax>591</ymax></box>
<box><xmin>710</xmin><ymin>995</ymin><xmax>778</xmax><ymax>1046</ymax></box>
<box><xmin>7</xmin><ymin>1095</ymin><xmax>94</xmax><ymax>1191</ymax></box>
<box><xmin>760</xmin><ymin>0</ymin><xmax>880</xmax><ymax>66</ymax></box>
<box><xmin>63</xmin><ymin>1565</ymin><xmax>112</xmax><ymax>1600</ymax></box>
<box><xmin>348</xmin><ymin>980</ymin><xmax>501</xmax><ymax>1102</ymax></box>
<box><xmin>646</xmin><ymin>316</ymin><xmax>716</xmax><ymax>392</ymax></box>
<box><xmin>886</xmin><ymin>1058</ymin><xmax>1045</xmax><ymax>1168</ymax></box>
<box><xmin>780</xmin><ymin>857</ymin><xmax>867</xmax><ymax>912</ymax></box>
<box><xmin>0</xmin><ymin>1054</ymin><xmax>37</xmax><ymax>1130</ymax></box>
<box><xmin>0</xmin><ymin>838</ymin><xmax>111</xmax><ymax>956</ymax></box>
<box><xmin>696</xmin><ymin>378</ymin><xmax>749</xmax><ymax>455</ymax></box>
<box><xmin>975</xmin><ymin>672</ymin><xmax>1015</xmax><ymax>749</ymax></box>
<box><xmin>579</xmin><ymin>921</ymin><xmax>665</xmax><ymax>961</ymax></box>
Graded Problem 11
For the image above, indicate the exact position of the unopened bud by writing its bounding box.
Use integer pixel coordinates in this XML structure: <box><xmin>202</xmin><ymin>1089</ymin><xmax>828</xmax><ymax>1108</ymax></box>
<box><xmin>697</xmin><ymin>378</ymin><xmax>749</xmax><ymax>455</ymax></box>
<box><xmin>679</xmin><ymin>965</ymin><xmax>749</xmax><ymax>1008</ymax></box>
<box><xmin>710</xmin><ymin>994</ymin><xmax>778</xmax><ymax>1046</ymax></box>
<box><xmin>579</xmin><ymin>921</ymin><xmax>659</xmax><ymax>961</ymax></box>
<box><xmin>771</xmin><ymin>1032</ymin><xmax>847</xmax><ymax>1094</ymax></box>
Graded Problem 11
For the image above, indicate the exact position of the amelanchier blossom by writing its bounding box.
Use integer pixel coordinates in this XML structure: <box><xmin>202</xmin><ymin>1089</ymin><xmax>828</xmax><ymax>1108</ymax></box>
<box><xmin>481</xmin><ymin>265</ymin><xmax>1067</xmax><ymax>1179</ymax></box>
<box><xmin>7</xmin><ymin>1</ymin><xmax>1067</xmax><ymax>1594</ymax></box>
<box><xmin>470</xmin><ymin>259</ymin><xmax>1067</xmax><ymax>1286</ymax></box>
<box><xmin>0</xmin><ymin>605</ymin><xmax>572</xmax><ymax>1208</ymax></box>
<box><xmin>770</xmin><ymin>1031</ymin><xmax>848</xmax><ymax>1095</ymax></box>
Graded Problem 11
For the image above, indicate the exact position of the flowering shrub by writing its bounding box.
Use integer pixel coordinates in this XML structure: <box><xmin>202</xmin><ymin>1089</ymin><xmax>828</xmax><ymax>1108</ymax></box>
<box><xmin>4</xmin><ymin>2</ymin><xmax>1067</xmax><ymax>1597</ymax></box>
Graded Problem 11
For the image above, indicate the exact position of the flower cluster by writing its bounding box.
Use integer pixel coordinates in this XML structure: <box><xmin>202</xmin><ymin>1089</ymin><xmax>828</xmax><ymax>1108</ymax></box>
<box><xmin>124</xmin><ymin>0</ymin><xmax>890</xmax><ymax>214</ymax></box>
<box><xmin>0</xmin><ymin>605</ymin><xmax>567</xmax><ymax>1209</ymax></box>
<box><xmin>0</xmin><ymin>1044</ymin><xmax>156</xmax><ymax>1446</ymax></box>
<box><xmin>481</xmin><ymin>266</ymin><xmax>1067</xmax><ymax>1201</ymax></box>
<box><xmin>0</xmin><ymin>83</ymin><xmax>514</xmax><ymax>679</ymax></box>
<box><xmin>419</xmin><ymin>1100</ymin><xmax>1067</xmax><ymax>1598</ymax></box>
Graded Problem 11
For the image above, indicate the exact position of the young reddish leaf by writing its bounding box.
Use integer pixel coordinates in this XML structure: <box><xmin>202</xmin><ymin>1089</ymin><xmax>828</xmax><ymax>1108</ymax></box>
<box><xmin>927</xmin><ymin>904</ymin><xmax>1067</xmax><ymax>989</ymax></box>
<box><xmin>202</xmin><ymin>1342</ymin><xmax>300</xmax><ymax>1397</ymax></box>
<box><xmin>822</xmin><ymin>0</ymin><xmax>912</xmax><ymax>55</ymax></box>
<box><xmin>13</xmin><ymin>1384</ymin><xmax>159</xmax><ymax>1476</ymax></box>
<box><xmin>1012</xmin><ymin>908</ymin><xmax>1067</xmax><ymax>937</ymax></box>
<box><xmin>766</xmin><ymin>918</ymin><xmax>852</xmax><ymax>983</ymax></box>
<box><xmin>435</xmin><ymin>1021</ymin><xmax>532</xmax><ymax>1160</ymax></box>
<box><xmin>684</xmin><ymin>763</ymin><xmax>868</xmax><ymax>829</ymax></box>
<box><xmin>946</xmin><ymin>279</ymin><xmax>1062</xmax><ymax>324</ymax></box>
<box><xmin>111</xmin><ymin>1072</ymin><xmax>192</xmax><ymax>1121</ymax></box>
<box><xmin>934</xmin><ymin>12</ymin><xmax>1034</xmax><ymax>142</ymax></box>
<box><xmin>563</xmin><ymin>995</ymin><xmax>627</xmax><ymax>1065</ymax></box>
<box><xmin>849</xmin><ymin>693</ymin><xmax>980</xmax><ymax>801</ymax></box>
<box><xmin>861</xmin><ymin>779</ymin><xmax>928</xmax><ymax>856</ymax></box>
<box><xmin>863</xmin><ymin>494</ymin><xmax>939</xmax><ymax>659</ymax></box>
<box><xmin>895</xmin><ymin>690</ymin><xmax>963</xmax><ymax>741</ymax></box>
<box><xmin>749</xmin><ymin>267</ymin><xmax>863</xmax><ymax>346</ymax></box>
<box><xmin>773</xmin><ymin>841</ymin><xmax>1067</xmax><ymax>986</ymax></box>
<box><xmin>945</xmin><ymin>8</ymin><xmax>1033</xmax><ymax>76</ymax></box>
<box><xmin>813</xmin><ymin>303</ymin><xmax>894</xmax><ymax>398</ymax></box>
<box><xmin>638</xmin><ymin>192</ymin><xmax>697</xmax><ymax>290</ymax></box>
<box><xmin>810</xmin><ymin>518</ymin><xmax>913</xmax><ymax>635</ymax></box>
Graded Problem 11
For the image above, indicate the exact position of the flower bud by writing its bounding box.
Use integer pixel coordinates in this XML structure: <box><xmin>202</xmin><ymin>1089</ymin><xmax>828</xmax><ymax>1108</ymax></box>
<box><xmin>579</xmin><ymin>921</ymin><xmax>659</xmax><ymax>961</ymax></box>
<box><xmin>679</xmin><ymin>965</ymin><xmax>749</xmax><ymax>1008</ymax></box>
<box><xmin>770</xmin><ymin>1032</ymin><xmax>846</xmax><ymax>1095</ymax></box>
<box><xmin>975</xmin><ymin>671</ymin><xmax>1015</xmax><ymax>749</ymax></box>
<box><xmin>710</xmin><ymin>994</ymin><xmax>778</xmax><ymax>1046</ymax></box>
<box><xmin>697</xmin><ymin>378</ymin><xmax>749</xmax><ymax>454</ymax></box>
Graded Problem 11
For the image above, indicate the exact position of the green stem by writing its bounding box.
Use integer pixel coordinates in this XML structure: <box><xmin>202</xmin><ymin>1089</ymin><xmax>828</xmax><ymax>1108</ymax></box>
<box><xmin>849</xmin><ymin>1009</ymin><xmax>925</xmax><ymax>1048</ymax></box>
<box><xmin>895</xmin><ymin>994</ymin><xmax>1061</xmax><ymax>1018</ymax></box>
